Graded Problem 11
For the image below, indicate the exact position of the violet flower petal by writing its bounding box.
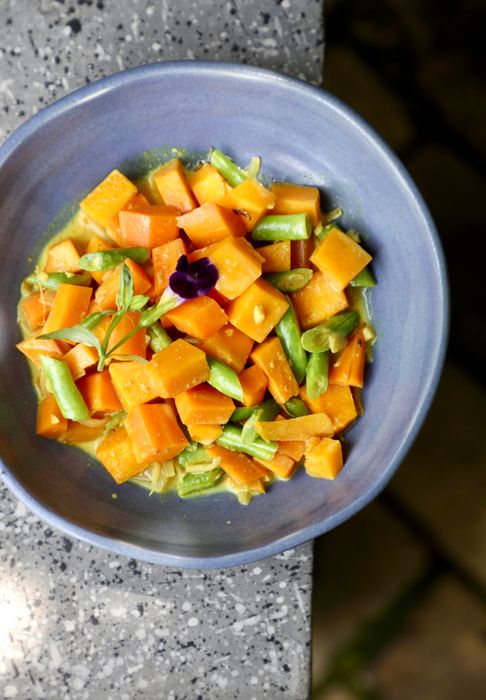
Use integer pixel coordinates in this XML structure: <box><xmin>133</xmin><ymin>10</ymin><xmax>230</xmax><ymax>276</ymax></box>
<box><xmin>169</xmin><ymin>255</ymin><xmax>219</xmax><ymax>300</ymax></box>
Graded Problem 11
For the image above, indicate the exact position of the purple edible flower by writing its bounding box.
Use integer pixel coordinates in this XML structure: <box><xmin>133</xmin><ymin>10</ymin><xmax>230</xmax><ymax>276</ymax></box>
<box><xmin>169</xmin><ymin>255</ymin><xmax>219</xmax><ymax>300</ymax></box>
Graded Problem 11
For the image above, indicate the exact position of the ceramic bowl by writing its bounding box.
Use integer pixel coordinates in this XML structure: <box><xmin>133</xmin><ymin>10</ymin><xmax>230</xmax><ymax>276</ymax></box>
<box><xmin>0</xmin><ymin>62</ymin><xmax>448</xmax><ymax>568</ymax></box>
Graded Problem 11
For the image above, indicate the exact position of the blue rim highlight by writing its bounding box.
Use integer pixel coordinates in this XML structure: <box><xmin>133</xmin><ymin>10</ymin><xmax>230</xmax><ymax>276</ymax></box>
<box><xmin>0</xmin><ymin>61</ymin><xmax>449</xmax><ymax>569</ymax></box>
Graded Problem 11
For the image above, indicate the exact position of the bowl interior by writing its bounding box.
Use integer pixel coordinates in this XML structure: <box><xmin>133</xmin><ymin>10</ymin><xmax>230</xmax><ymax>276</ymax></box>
<box><xmin>0</xmin><ymin>63</ymin><xmax>447</xmax><ymax>567</ymax></box>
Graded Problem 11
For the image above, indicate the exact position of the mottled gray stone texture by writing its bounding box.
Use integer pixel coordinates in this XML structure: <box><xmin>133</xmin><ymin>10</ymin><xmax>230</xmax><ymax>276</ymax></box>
<box><xmin>0</xmin><ymin>0</ymin><xmax>324</xmax><ymax>142</ymax></box>
<box><xmin>0</xmin><ymin>1</ymin><xmax>324</xmax><ymax>698</ymax></box>
<box><xmin>0</xmin><ymin>484</ymin><xmax>313</xmax><ymax>699</ymax></box>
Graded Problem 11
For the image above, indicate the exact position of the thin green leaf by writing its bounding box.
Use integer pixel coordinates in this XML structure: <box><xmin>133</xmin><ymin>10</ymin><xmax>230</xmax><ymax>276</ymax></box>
<box><xmin>78</xmin><ymin>247</ymin><xmax>150</xmax><ymax>271</ymax></box>
<box><xmin>129</xmin><ymin>295</ymin><xmax>149</xmax><ymax>311</ymax></box>
<box><xmin>81</xmin><ymin>310</ymin><xmax>113</xmax><ymax>330</ymax></box>
<box><xmin>116</xmin><ymin>263</ymin><xmax>134</xmax><ymax>312</ymax></box>
<box><xmin>39</xmin><ymin>325</ymin><xmax>101</xmax><ymax>354</ymax></box>
<box><xmin>109</xmin><ymin>354</ymin><xmax>149</xmax><ymax>364</ymax></box>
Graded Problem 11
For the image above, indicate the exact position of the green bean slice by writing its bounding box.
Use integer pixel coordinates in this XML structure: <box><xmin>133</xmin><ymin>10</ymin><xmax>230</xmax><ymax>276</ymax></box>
<box><xmin>265</xmin><ymin>268</ymin><xmax>313</xmax><ymax>293</ymax></box>
<box><xmin>78</xmin><ymin>247</ymin><xmax>150</xmax><ymax>271</ymax></box>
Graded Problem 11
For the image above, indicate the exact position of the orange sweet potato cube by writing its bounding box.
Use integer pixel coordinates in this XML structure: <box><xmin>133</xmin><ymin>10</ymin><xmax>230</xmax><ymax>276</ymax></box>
<box><xmin>117</xmin><ymin>204</ymin><xmax>180</xmax><ymax>248</ymax></box>
<box><xmin>164</xmin><ymin>296</ymin><xmax>227</xmax><ymax>340</ymax></box>
<box><xmin>304</xmin><ymin>437</ymin><xmax>343</xmax><ymax>480</ymax></box>
<box><xmin>149</xmin><ymin>339</ymin><xmax>209</xmax><ymax>397</ymax></box>
<box><xmin>187</xmin><ymin>163</ymin><xmax>230</xmax><ymax>205</ymax></box>
<box><xmin>63</xmin><ymin>343</ymin><xmax>99</xmax><ymax>380</ymax></box>
<box><xmin>206</xmin><ymin>444</ymin><xmax>266</xmax><ymax>486</ymax></box>
<box><xmin>199</xmin><ymin>323</ymin><xmax>254</xmax><ymax>373</ymax></box>
<box><xmin>310</xmin><ymin>227</ymin><xmax>372</xmax><ymax>291</ymax></box>
<box><xmin>16</xmin><ymin>338</ymin><xmax>65</xmax><ymax>367</ymax></box>
<box><xmin>19</xmin><ymin>291</ymin><xmax>55</xmax><ymax>331</ymax></box>
<box><xmin>94</xmin><ymin>259</ymin><xmax>151</xmax><ymax>311</ymax></box>
<box><xmin>255</xmin><ymin>452</ymin><xmax>296</xmax><ymax>480</ymax></box>
<box><xmin>258</xmin><ymin>241</ymin><xmax>291</xmax><ymax>273</ymax></box>
<box><xmin>80</xmin><ymin>169</ymin><xmax>138</xmax><ymax>228</ymax></box>
<box><xmin>77</xmin><ymin>370</ymin><xmax>122</xmax><ymax>416</ymax></box>
<box><xmin>152</xmin><ymin>238</ymin><xmax>186</xmax><ymax>295</ymax></box>
<box><xmin>300</xmin><ymin>384</ymin><xmax>357</xmax><ymax>434</ymax></box>
<box><xmin>96</xmin><ymin>426</ymin><xmax>144</xmax><ymax>483</ymax></box>
<box><xmin>42</xmin><ymin>283</ymin><xmax>92</xmax><ymax>334</ymax></box>
<box><xmin>219</xmin><ymin>179</ymin><xmax>275</xmax><ymax>231</ymax></box>
<box><xmin>44</xmin><ymin>239</ymin><xmax>81</xmax><ymax>273</ymax></box>
<box><xmin>206</xmin><ymin>237</ymin><xmax>263</xmax><ymax>300</ymax></box>
<box><xmin>125</xmin><ymin>402</ymin><xmax>188</xmax><ymax>464</ymax></box>
<box><xmin>36</xmin><ymin>393</ymin><xmax>68</xmax><ymax>439</ymax></box>
<box><xmin>85</xmin><ymin>235</ymin><xmax>113</xmax><ymax>284</ymax></box>
<box><xmin>152</xmin><ymin>159</ymin><xmax>197</xmax><ymax>213</ymax></box>
<box><xmin>175</xmin><ymin>384</ymin><xmax>235</xmax><ymax>426</ymax></box>
<box><xmin>238</xmin><ymin>365</ymin><xmax>268</xmax><ymax>407</ymax></box>
<box><xmin>291</xmin><ymin>271</ymin><xmax>348</xmax><ymax>329</ymax></box>
<box><xmin>227</xmin><ymin>278</ymin><xmax>288</xmax><ymax>343</ymax></box>
<box><xmin>177</xmin><ymin>203</ymin><xmax>246</xmax><ymax>247</ymax></box>
<box><xmin>250</xmin><ymin>336</ymin><xmax>299</xmax><ymax>404</ymax></box>
<box><xmin>109</xmin><ymin>360</ymin><xmax>159</xmax><ymax>412</ymax></box>
<box><xmin>271</xmin><ymin>182</ymin><xmax>321</xmax><ymax>225</ymax></box>
<box><xmin>186</xmin><ymin>423</ymin><xmax>223</xmax><ymax>445</ymax></box>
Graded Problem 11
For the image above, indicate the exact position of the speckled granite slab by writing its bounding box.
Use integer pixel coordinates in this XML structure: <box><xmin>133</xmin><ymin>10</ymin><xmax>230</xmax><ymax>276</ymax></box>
<box><xmin>0</xmin><ymin>1</ymin><xmax>323</xmax><ymax>697</ymax></box>
<box><xmin>0</xmin><ymin>0</ymin><xmax>324</xmax><ymax>142</ymax></box>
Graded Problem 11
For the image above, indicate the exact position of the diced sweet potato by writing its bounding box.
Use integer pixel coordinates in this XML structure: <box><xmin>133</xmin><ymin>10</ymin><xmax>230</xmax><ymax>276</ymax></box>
<box><xmin>164</xmin><ymin>296</ymin><xmax>227</xmax><ymax>340</ymax></box>
<box><xmin>255</xmin><ymin>451</ymin><xmax>297</xmax><ymax>480</ymax></box>
<box><xmin>291</xmin><ymin>271</ymin><xmax>348</xmax><ymax>329</ymax></box>
<box><xmin>206</xmin><ymin>444</ymin><xmax>266</xmax><ymax>486</ymax></box>
<box><xmin>250</xmin><ymin>336</ymin><xmax>299</xmax><ymax>404</ymax></box>
<box><xmin>187</xmin><ymin>163</ymin><xmax>230</xmax><ymax>205</ymax></box>
<box><xmin>44</xmin><ymin>239</ymin><xmax>81</xmax><ymax>273</ymax></box>
<box><xmin>329</xmin><ymin>328</ymin><xmax>367</xmax><ymax>388</ymax></box>
<box><xmin>16</xmin><ymin>338</ymin><xmax>65</xmax><ymax>367</ymax></box>
<box><xmin>175</xmin><ymin>384</ymin><xmax>235</xmax><ymax>426</ymax></box>
<box><xmin>117</xmin><ymin>204</ymin><xmax>180</xmax><ymax>248</ymax></box>
<box><xmin>125</xmin><ymin>402</ymin><xmax>188</xmax><ymax>464</ymax></box>
<box><xmin>152</xmin><ymin>159</ymin><xmax>197</xmax><ymax>213</ymax></box>
<box><xmin>78</xmin><ymin>370</ymin><xmax>122</xmax><ymax>415</ymax></box>
<box><xmin>238</xmin><ymin>365</ymin><xmax>268</xmax><ymax>407</ymax></box>
<box><xmin>109</xmin><ymin>360</ymin><xmax>159</xmax><ymax>412</ymax></box>
<box><xmin>94</xmin><ymin>259</ymin><xmax>151</xmax><ymax>311</ymax></box>
<box><xmin>149</xmin><ymin>339</ymin><xmax>209</xmax><ymax>397</ymax></box>
<box><xmin>310</xmin><ymin>227</ymin><xmax>372</xmax><ymax>291</ymax></box>
<box><xmin>205</xmin><ymin>237</ymin><xmax>263</xmax><ymax>300</ymax></box>
<box><xmin>96</xmin><ymin>426</ymin><xmax>145</xmax><ymax>483</ymax></box>
<box><xmin>42</xmin><ymin>283</ymin><xmax>92</xmax><ymax>335</ymax></box>
<box><xmin>304</xmin><ymin>437</ymin><xmax>343</xmax><ymax>479</ymax></box>
<box><xmin>259</xmin><ymin>241</ymin><xmax>291</xmax><ymax>273</ymax></box>
<box><xmin>227</xmin><ymin>278</ymin><xmax>288</xmax><ymax>343</ymax></box>
<box><xmin>255</xmin><ymin>413</ymin><xmax>334</xmax><ymax>441</ymax></box>
<box><xmin>186</xmin><ymin>424</ymin><xmax>223</xmax><ymax>445</ymax></box>
<box><xmin>80</xmin><ymin>169</ymin><xmax>137</xmax><ymax>228</ymax></box>
<box><xmin>63</xmin><ymin>343</ymin><xmax>99</xmax><ymax>380</ymax></box>
<box><xmin>177</xmin><ymin>203</ymin><xmax>246</xmax><ymax>247</ymax></box>
<box><xmin>219</xmin><ymin>179</ymin><xmax>275</xmax><ymax>231</ymax></box>
<box><xmin>300</xmin><ymin>384</ymin><xmax>358</xmax><ymax>433</ymax></box>
<box><xmin>152</xmin><ymin>238</ymin><xmax>186</xmax><ymax>295</ymax></box>
<box><xmin>36</xmin><ymin>393</ymin><xmax>68</xmax><ymax>439</ymax></box>
<box><xmin>271</xmin><ymin>183</ymin><xmax>321</xmax><ymax>225</ymax></box>
<box><xmin>19</xmin><ymin>291</ymin><xmax>55</xmax><ymax>331</ymax></box>
<box><xmin>199</xmin><ymin>323</ymin><xmax>253</xmax><ymax>373</ymax></box>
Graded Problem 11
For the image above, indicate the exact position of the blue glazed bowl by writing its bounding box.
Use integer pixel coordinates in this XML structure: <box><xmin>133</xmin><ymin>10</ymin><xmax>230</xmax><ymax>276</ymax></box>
<box><xmin>0</xmin><ymin>62</ymin><xmax>448</xmax><ymax>568</ymax></box>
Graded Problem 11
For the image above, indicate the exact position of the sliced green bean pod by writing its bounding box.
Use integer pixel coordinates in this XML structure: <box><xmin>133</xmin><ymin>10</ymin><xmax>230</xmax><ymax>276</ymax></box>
<box><xmin>147</xmin><ymin>323</ymin><xmax>172</xmax><ymax>353</ymax></box>
<box><xmin>265</xmin><ymin>268</ymin><xmax>312</xmax><ymax>293</ymax></box>
<box><xmin>209</xmin><ymin>149</ymin><xmax>247</xmax><ymax>187</ymax></box>
<box><xmin>178</xmin><ymin>443</ymin><xmax>210</xmax><ymax>467</ymax></box>
<box><xmin>230</xmin><ymin>406</ymin><xmax>259</xmax><ymax>422</ymax></box>
<box><xmin>306</xmin><ymin>351</ymin><xmax>329</xmax><ymax>400</ymax></box>
<box><xmin>217</xmin><ymin>425</ymin><xmax>277</xmax><ymax>461</ymax></box>
<box><xmin>207</xmin><ymin>357</ymin><xmax>243</xmax><ymax>402</ymax></box>
<box><xmin>78</xmin><ymin>247</ymin><xmax>150</xmax><ymax>272</ymax></box>
<box><xmin>349</xmin><ymin>267</ymin><xmax>376</xmax><ymax>288</ymax></box>
<box><xmin>301</xmin><ymin>311</ymin><xmax>360</xmax><ymax>354</ymax></box>
<box><xmin>252</xmin><ymin>213</ymin><xmax>312</xmax><ymax>241</ymax></box>
<box><xmin>178</xmin><ymin>468</ymin><xmax>223</xmax><ymax>497</ymax></box>
<box><xmin>26</xmin><ymin>272</ymin><xmax>91</xmax><ymax>289</ymax></box>
<box><xmin>39</xmin><ymin>355</ymin><xmax>90</xmax><ymax>421</ymax></box>
<box><xmin>275</xmin><ymin>301</ymin><xmax>308</xmax><ymax>384</ymax></box>
<box><xmin>241</xmin><ymin>398</ymin><xmax>279</xmax><ymax>444</ymax></box>
<box><xmin>284</xmin><ymin>397</ymin><xmax>309</xmax><ymax>418</ymax></box>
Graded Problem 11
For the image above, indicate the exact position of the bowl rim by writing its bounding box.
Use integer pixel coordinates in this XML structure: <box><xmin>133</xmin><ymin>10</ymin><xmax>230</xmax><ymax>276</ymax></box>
<box><xmin>0</xmin><ymin>60</ymin><xmax>449</xmax><ymax>569</ymax></box>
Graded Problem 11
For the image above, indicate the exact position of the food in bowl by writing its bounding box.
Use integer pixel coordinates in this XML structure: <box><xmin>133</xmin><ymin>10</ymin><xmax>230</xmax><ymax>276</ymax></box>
<box><xmin>17</xmin><ymin>148</ymin><xmax>376</xmax><ymax>504</ymax></box>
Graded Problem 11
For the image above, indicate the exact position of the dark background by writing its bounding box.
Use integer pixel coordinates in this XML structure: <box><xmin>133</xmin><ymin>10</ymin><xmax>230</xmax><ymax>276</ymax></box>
<box><xmin>312</xmin><ymin>1</ymin><xmax>486</xmax><ymax>697</ymax></box>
